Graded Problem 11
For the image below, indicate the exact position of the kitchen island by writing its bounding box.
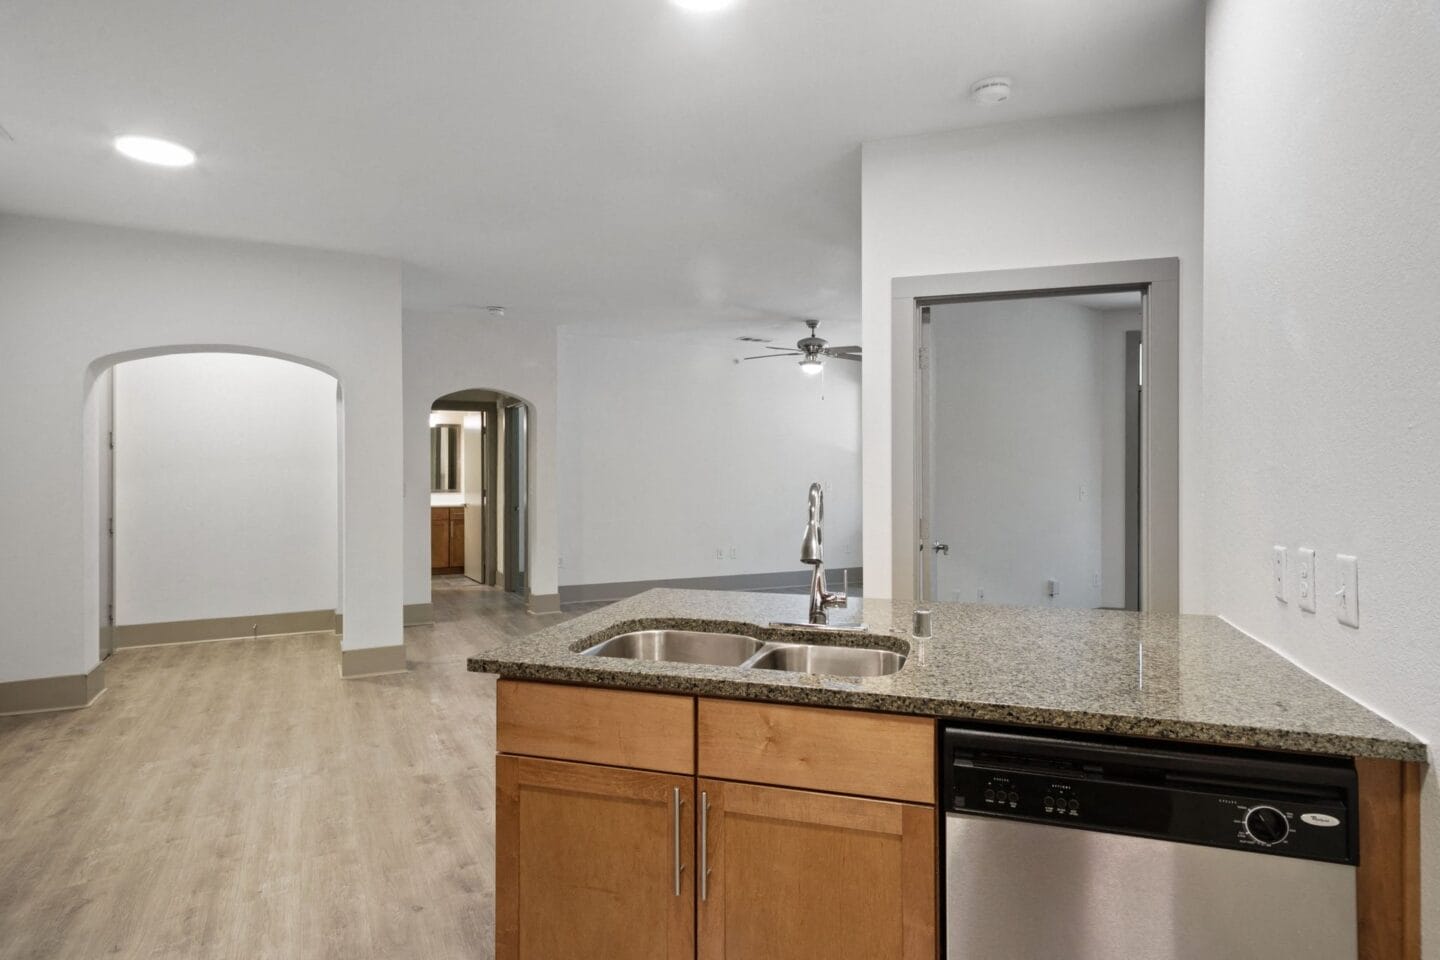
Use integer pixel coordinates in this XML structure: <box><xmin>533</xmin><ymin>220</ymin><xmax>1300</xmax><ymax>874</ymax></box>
<box><xmin>469</xmin><ymin>588</ymin><xmax>1425</xmax><ymax>959</ymax></box>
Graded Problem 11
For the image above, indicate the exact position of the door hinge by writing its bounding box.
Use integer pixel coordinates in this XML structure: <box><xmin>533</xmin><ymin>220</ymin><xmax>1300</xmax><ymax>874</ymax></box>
<box><xmin>107</xmin><ymin>603</ymin><xmax>114</xmax><ymax>625</ymax></box>
<box><xmin>107</xmin><ymin>517</ymin><xmax>114</xmax><ymax>537</ymax></box>
<box><xmin>108</xmin><ymin>430</ymin><xmax>114</xmax><ymax>450</ymax></box>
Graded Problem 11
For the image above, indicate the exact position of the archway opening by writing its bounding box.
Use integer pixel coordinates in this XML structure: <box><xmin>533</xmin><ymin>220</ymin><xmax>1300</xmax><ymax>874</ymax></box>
<box><xmin>428</xmin><ymin>389</ymin><xmax>533</xmax><ymax>610</ymax></box>
<box><xmin>86</xmin><ymin>348</ymin><xmax>343</xmax><ymax>661</ymax></box>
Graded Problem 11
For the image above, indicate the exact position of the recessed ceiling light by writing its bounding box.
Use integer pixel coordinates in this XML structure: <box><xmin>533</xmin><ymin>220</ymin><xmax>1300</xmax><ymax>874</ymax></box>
<box><xmin>114</xmin><ymin>134</ymin><xmax>196</xmax><ymax>167</ymax></box>
<box><xmin>670</xmin><ymin>0</ymin><xmax>736</xmax><ymax>12</ymax></box>
<box><xmin>970</xmin><ymin>76</ymin><xmax>1013</xmax><ymax>105</ymax></box>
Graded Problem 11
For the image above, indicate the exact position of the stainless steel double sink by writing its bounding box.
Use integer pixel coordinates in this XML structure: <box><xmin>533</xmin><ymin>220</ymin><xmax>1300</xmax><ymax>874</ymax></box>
<box><xmin>580</xmin><ymin>629</ymin><xmax>906</xmax><ymax>678</ymax></box>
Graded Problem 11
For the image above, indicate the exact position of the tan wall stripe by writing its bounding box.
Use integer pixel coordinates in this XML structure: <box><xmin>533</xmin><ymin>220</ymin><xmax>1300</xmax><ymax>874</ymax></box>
<box><xmin>114</xmin><ymin>609</ymin><xmax>337</xmax><ymax>648</ymax></box>
<box><xmin>0</xmin><ymin>661</ymin><xmax>106</xmax><ymax>716</ymax></box>
<box><xmin>340</xmin><ymin>644</ymin><xmax>407</xmax><ymax>678</ymax></box>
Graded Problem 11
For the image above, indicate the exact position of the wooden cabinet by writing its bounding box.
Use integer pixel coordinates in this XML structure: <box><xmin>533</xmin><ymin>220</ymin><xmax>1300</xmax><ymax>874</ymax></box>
<box><xmin>697</xmin><ymin>779</ymin><xmax>935</xmax><ymax>960</ymax></box>
<box><xmin>494</xmin><ymin>681</ymin><xmax>937</xmax><ymax>960</ymax></box>
<box><xmin>496</xmin><ymin>755</ymin><xmax>695</xmax><ymax>960</ymax></box>
<box><xmin>430</xmin><ymin>506</ymin><xmax>465</xmax><ymax>573</ymax></box>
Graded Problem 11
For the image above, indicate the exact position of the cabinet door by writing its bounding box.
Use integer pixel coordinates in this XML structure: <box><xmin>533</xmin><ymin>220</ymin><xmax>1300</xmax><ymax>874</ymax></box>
<box><xmin>497</xmin><ymin>755</ymin><xmax>695</xmax><ymax>960</ymax></box>
<box><xmin>430</xmin><ymin>515</ymin><xmax>449</xmax><ymax>569</ymax></box>
<box><xmin>698</xmin><ymin>779</ymin><xmax>935</xmax><ymax>960</ymax></box>
<box><xmin>448</xmin><ymin>517</ymin><xmax>465</xmax><ymax>567</ymax></box>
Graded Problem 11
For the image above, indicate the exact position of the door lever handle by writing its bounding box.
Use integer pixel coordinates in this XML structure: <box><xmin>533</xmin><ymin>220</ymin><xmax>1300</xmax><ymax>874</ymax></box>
<box><xmin>932</xmin><ymin>541</ymin><xmax>950</xmax><ymax>555</ymax></box>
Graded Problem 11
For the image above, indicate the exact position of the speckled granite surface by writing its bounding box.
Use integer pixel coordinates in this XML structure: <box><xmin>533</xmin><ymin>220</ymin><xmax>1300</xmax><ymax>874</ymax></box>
<box><xmin>467</xmin><ymin>588</ymin><xmax>1425</xmax><ymax>762</ymax></box>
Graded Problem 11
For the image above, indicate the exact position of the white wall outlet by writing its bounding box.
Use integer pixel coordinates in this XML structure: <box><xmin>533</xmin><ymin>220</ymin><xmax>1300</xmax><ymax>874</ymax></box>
<box><xmin>715</xmin><ymin>547</ymin><xmax>724</xmax><ymax>561</ymax></box>
<box><xmin>1046</xmin><ymin>578</ymin><xmax>1058</xmax><ymax>598</ymax></box>
<box><xmin>976</xmin><ymin>587</ymin><xmax>986</xmax><ymax>601</ymax></box>
<box><xmin>1296</xmin><ymin>547</ymin><xmax>1316</xmax><ymax>612</ymax></box>
<box><xmin>1336</xmin><ymin>554</ymin><xmax>1360</xmax><ymax>628</ymax></box>
<box><xmin>1272</xmin><ymin>545</ymin><xmax>1288</xmax><ymax>602</ymax></box>
<box><xmin>728</xmin><ymin>547</ymin><xmax>737</xmax><ymax>560</ymax></box>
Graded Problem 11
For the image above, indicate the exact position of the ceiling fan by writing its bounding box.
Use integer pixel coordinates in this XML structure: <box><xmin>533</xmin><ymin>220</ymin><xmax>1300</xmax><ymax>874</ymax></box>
<box><xmin>738</xmin><ymin>319</ymin><xmax>861</xmax><ymax>374</ymax></box>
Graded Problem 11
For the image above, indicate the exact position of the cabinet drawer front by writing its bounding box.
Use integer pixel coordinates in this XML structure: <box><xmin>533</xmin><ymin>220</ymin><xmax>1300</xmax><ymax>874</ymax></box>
<box><xmin>697</xmin><ymin>699</ymin><xmax>934</xmax><ymax>803</ymax></box>
<box><xmin>498</xmin><ymin>680</ymin><xmax>695</xmax><ymax>774</ymax></box>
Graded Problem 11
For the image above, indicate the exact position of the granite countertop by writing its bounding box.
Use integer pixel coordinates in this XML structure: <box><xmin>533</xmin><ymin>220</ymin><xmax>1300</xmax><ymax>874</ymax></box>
<box><xmin>467</xmin><ymin>588</ymin><xmax>1425</xmax><ymax>762</ymax></box>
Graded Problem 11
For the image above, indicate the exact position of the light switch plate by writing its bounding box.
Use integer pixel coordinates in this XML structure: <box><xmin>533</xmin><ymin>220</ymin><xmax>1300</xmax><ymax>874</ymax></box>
<box><xmin>1336</xmin><ymin>554</ymin><xmax>1359</xmax><ymax>628</ymax></box>
<box><xmin>1272</xmin><ymin>545</ymin><xmax>1288</xmax><ymax>602</ymax></box>
<box><xmin>1296</xmin><ymin>548</ymin><xmax>1316</xmax><ymax>612</ymax></box>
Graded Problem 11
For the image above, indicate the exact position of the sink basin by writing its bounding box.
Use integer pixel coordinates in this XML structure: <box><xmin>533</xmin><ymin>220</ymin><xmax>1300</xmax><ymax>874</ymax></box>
<box><xmin>581</xmin><ymin>630</ymin><xmax>763</xmax><ymax>666</ymax></box>
<box><xmin>747</xmin><ymin>644</ymin><xmax>907</xmax><ymax>678</ymax></box>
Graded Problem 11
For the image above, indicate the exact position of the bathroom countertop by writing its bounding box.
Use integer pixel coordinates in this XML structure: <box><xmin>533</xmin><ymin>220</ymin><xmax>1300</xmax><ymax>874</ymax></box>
<box><xmin>467</xmin><ymin>588</ymin><xmax>1425</xmax><ymax>762</ymax></box>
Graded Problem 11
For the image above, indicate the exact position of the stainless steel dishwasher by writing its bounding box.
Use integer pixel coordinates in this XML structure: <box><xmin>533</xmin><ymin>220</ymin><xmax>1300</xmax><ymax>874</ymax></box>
<box><xmin>942</xmin><ymin>725</ymin><xmax>1358</xmax><ymax>959</ymax></box>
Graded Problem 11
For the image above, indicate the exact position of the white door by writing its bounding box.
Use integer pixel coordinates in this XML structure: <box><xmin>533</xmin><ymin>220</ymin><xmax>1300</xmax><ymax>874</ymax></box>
<box><xmin>462</xmin><ymin>411</ymin><xmax>486</xmax><ymax>583</ymax></box>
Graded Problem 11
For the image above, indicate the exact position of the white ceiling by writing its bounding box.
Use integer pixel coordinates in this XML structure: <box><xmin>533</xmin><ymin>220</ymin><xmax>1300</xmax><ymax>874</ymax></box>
<box><xmin>0</xmin><ymin>0</ymin><xmax>1202</xmax><ymax>337</ymax></box>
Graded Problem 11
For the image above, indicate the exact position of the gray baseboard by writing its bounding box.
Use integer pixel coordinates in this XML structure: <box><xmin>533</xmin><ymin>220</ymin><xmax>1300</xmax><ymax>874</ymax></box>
<box><xmin>114</xmin><ymin>609</ymin><xmax>337</xmax><ymax>648</ymax></box>
<box><xmin>527</xmin><ymin>593</ymin><xmax>562</xmax><ymax>615</ymax></box>
<box><xmin>0</xmin><ymin>661</ymin><xmax>106</xmax><ymax>716</ymax></box>
<box><xmin>557</xmin><ymin>567</ymin><xmax>863</xmax><ymax>606</ymax></box>
<box><xmin>340</xmin><ymin>644</ymin><xmax>407</xmax><ymax>678</ymax></box>
<box><xmin>402</xmin><ymin>603</ymin><xmax>435</xmax><ymax>627</ymax></box>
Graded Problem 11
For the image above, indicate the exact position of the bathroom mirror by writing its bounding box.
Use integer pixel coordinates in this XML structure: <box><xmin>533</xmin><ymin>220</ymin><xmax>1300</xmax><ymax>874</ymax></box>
<box><xmin>891</xmin><ymin>259</ymin><xmax>1180</xmax><ymax>612</ymax></box>
<box><xmin>430</xmin><ymin>424</ymin><xmax>460</xmax><ymax>492</ymax></box>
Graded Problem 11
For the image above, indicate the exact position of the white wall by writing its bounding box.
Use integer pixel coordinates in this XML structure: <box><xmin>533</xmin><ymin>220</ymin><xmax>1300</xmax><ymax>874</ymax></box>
<box><xmin>1203</xmin><ymin>1</ymin><xmax>1440</xmax><ymax>950</ymax></box>
<box><xmin>861</xmin><ymin>102</ymin><xmax>1204</xmax><ymax>607</ymax></box>
<box><xmin>113</xmin><ymin>353</ymin><xmax>339</xmax><ymax>625</ymax></box>
<box><xmin>0</xmin><ymin>215</ymin><xmax>403</xmax><ymax>683</ymax></box>
<box><xmin>402</xmin><ymin>310</ymin><xmax>558</xmax><ymax>607</ymax></box>
<box><xmin>928</xmin><ymin>299</ymin><xmax>1105</xmax><ymax>608</ymax></box>
<box><xmin>557</xmin><ymin>331</ymin><xmax>862</xmax><ymax>588</ymax></box>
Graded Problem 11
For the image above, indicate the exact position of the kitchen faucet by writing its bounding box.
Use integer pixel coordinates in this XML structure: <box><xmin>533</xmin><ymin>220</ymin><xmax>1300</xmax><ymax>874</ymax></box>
<box><xmin>801</xmin><ymin>482</ymin><xmax>848</xmax><ymax>625</ymax></box>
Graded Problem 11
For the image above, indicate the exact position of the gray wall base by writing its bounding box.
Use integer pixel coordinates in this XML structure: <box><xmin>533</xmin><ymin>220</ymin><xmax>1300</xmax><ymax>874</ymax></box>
<box><xmin>558</xmin><ymin>568</ymin><xmax>863</xmax><ymax>606</ymax></box>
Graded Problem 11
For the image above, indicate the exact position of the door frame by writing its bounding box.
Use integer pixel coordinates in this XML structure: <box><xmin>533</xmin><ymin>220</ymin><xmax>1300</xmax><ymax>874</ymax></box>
<box><xmin>891</xmin><ymin>258</ymin><xmax>1180</xmax><ymax>612</ymax></box>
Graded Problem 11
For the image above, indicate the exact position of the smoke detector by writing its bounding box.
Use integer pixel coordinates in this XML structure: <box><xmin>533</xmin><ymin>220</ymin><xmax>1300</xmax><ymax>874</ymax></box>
<box><xmin>970</xmin><ymin>76</ymin><xmax>1012</xmax><ymax>105</ymax></box>
<box><xmin>486</xmin><ymin>306</ymin><xmax>506</xmax><ymax>318</ymax></box>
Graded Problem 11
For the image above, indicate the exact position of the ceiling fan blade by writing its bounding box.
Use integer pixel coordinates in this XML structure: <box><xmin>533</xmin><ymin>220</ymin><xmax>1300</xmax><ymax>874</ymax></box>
<box><xmin>826</xmin><ymin>352</ymin><xmax>862</xmax><ymax>362</ymax></box>
<box><xmin>741</xmin><ymin>352</ymin><xmax>802</xmax><ymax>360</ymax></box>
<box><xmin>824</xmin><ymin>345</ymin><xmax>861</xmax><ymax>354</ymax></box>
<box><xmin>761</xmin><ymin>345</ymin><xmax>800</xmax><ymax>352</ymax></box>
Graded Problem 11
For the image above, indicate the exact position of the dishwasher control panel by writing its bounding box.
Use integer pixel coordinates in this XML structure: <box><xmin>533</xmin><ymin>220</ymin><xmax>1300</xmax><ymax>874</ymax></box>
<box><xmin>944</xmin><ymin>725</ymin><xmax>1358</xmax><ymax>865</ymax></box>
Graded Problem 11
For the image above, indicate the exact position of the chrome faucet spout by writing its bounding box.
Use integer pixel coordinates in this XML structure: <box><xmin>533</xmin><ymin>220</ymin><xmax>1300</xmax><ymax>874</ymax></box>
<box><xmin>799</xmin><ymin>482</ymin><xmax>847</xmax><ymax>624</ymax></box>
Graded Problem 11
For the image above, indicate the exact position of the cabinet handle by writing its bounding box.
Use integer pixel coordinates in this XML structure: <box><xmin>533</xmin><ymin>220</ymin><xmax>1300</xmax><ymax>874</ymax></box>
<box><xmin>673</xmin><ymin>787</ymin><xmax>685</xmax><ymax>897</ymax></box>
<box><xmin>700</xmin><ymin>790</ymin><xmax>711</xmax><ymax>902</ymax></box>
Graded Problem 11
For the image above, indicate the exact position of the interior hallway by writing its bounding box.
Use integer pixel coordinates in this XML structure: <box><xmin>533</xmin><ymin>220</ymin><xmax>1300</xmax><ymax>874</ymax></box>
<box><xmin>0</xmin><ymin>580</ymin><xmax>587</xmax><ymax>960</ymax></box>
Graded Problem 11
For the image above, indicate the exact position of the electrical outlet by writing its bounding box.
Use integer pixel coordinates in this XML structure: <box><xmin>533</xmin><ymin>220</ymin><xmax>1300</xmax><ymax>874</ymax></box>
<box><xmin>1336</xmin><ymin>555</ymin><xmax>1359</xmax><ymax>628</ymax></box>
<box><xmin>1046</xmin><ymin>579</ymin><xmax>1058</xmax><ymax>598</ymax></box>
<box><xmin>728</xmin><ymin>547</ymin><xmax>737</xmax><ymax>560</ymax></box>
<box><xmin>976</xmin><ymin>587</ymin><xmax>986</xmax><ymax>601</ymax></box>
<box><xmin>715</xmin><ymin>547</ymin><xmax>724</xmax><ymax>561</ymax></box>
<box><xmin>558</xmin><ymin>556</ymin><xmax>565</xmax><ymax>569</ymax></box>
<box><xmin>1296</xmin><ymin>548</ymin><xmax>1315</xmax><ymax>612</ymax></box>
<box><xmin>1091</xmin><ymin>571</ymin><xmax>1101</xmax><ymax>589</ymax></box>
<box><xmin>1272</xmin><ymin>546</ymin><xmax>1288</xmax><ymax>602</ymax></box>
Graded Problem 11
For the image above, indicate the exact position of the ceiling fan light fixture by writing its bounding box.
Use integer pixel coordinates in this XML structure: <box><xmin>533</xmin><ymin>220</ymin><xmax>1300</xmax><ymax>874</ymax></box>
<box><xmin>799</xmin><ymin>356</ymin><xmax>824</xmax><ymax>375</ymax></box>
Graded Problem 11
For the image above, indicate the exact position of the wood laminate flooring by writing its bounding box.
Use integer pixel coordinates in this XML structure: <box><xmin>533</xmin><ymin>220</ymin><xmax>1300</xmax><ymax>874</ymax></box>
<box><xmin>0</xmin><ymin>579</ymin><xmax>590</xmax><ymax>960</ymax></box>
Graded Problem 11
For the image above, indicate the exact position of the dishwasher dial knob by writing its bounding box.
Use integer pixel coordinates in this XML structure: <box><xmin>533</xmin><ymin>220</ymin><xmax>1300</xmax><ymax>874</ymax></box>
<box><xmin>1244</xmin><ymin>806</ymin><xmax>1290</xmax><ymax>846</ymax></box>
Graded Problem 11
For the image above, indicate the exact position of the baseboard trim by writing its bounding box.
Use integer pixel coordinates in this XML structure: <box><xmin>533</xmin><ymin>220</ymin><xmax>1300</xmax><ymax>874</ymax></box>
<box><xmin>114</xmin><ymin>609</ymin><xmax>337</xmax><ymax>649</ymax></box>
<box><xmin>557</xmin><ymin>568</ymin><xmax>864</xmax><ymax>606</ymax></box>
<box><xmin>403</xmin><ymin>603</ymin><xmax>435</xmax><ymax>626</ymax></box>
<box><xmin>527</xmin><ymin>593</ymin><xmax>562</xmax><ymax>615</ymax></box>
<box><xmin>340</xmin><ymin>644</ymin><xmax>407</xmax><ymax>678</ymax></box>
<box><xmin>0</xmin><ymin>661</ymin><xmax>106</xmax><ymax>716</ymax></box>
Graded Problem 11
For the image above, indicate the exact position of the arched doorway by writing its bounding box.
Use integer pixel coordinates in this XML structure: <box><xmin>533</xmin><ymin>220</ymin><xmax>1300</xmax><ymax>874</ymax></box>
<box><xmin>428</xmin><ymin>388</ymin><xmax>532</xmax><ymax>601</ymax></box>
<box><xmin>86</xmin><ymin>347</ymin><xmax>343</xmax><ymax>661</ymax></box>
